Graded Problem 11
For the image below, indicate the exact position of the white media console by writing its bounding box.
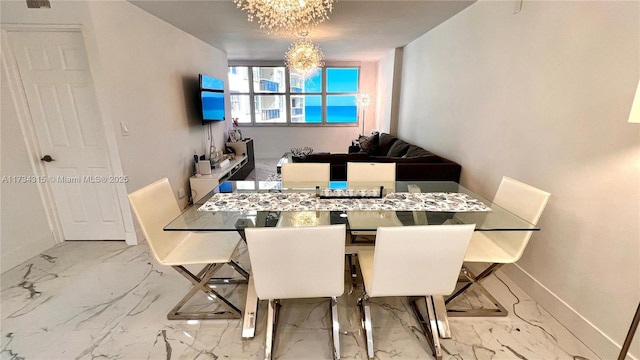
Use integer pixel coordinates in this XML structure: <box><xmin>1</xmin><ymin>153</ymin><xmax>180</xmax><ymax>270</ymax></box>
<box><xmin>190</xmin><ymin>139</ymin><xmax>254</xmax><ymax>202</ymax></box>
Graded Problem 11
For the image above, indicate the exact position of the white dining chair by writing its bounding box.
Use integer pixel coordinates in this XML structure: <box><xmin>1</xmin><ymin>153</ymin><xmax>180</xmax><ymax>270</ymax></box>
<box><xmin>446</xmin><ymin>176</ymin><xmax>550</xmax><ymax>317</ymax></box>
<box><xmin>127</xmin><ymin>178</ymin><xmax>248</xmax><ymax>320</ymax></box>
<box><xmin>281</xmin><ymin>162</ymin><xmax>330</xmax><ymax>188</ymax></box>
<box><xmin>346</xmin><ymin>161</ymin><xmax>396</xmax><ymax>191</ymax></box>
<box><xmin>344</xmin><ymin>162</ymin><xmax>400</xmax><ymax>286</ymax></box>
<box><xmin>356</xmin><ymin>224</ymin><xmax>475</xmax><ymax>359</ymax></box>
<box><xmin>245</xmin><ymin>224</ymin><xmax>346</xmax><ymax>360</ymax></box>
<box><xmin>346</xmin><ymin>162</ymin><xmax>398</xmax><ymax>238</ymax></box>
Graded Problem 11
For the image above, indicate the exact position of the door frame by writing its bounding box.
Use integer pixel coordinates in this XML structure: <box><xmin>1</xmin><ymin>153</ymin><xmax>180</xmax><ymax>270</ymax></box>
<box><xmin>1</xmin><ymin>24</ymin><xmax>137</xmax><ymax>245</ymax></box>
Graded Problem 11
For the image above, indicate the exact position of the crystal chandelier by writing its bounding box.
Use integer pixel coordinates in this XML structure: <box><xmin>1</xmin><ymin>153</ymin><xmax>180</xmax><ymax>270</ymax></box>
<box><xmin>234</xmin><ymin>0</ymin><xmax>335</xmax><ymax>34</ymax></box>
<box><xmin>284</xmin><ymin>38</ymin><xmax>325</xmax><ymax>79</ymax></box>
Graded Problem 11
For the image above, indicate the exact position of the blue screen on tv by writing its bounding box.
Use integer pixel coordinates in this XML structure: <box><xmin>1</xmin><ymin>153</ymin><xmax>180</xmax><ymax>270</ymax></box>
<box><xmin>200</xmin><ymin>74</ymin><xmax>224</xmax><ymax>91</ymax></box>
<box><xmin>201</xmin><ymin>91</ymin><xmax>225</xmax><ymax>121</ymax></box>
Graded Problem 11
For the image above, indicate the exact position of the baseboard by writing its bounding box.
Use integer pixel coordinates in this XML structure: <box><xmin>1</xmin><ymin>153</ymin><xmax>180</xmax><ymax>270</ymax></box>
<box><xmin>502</xmin><ymin>264</ymin><xmax>638</xmax><ymax>360</ymax></box>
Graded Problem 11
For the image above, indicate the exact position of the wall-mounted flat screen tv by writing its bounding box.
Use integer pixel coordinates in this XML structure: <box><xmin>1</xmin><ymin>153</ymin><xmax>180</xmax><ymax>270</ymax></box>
<box><xmin>199</xmin><ymin>74</ymin><xmax>225</xmax><ymax>123</ymax></box>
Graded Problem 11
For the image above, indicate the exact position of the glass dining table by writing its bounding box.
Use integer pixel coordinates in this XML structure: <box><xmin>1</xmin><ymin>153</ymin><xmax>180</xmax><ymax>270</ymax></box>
<box><xmin>164</xmin><ymin>180</ymin><xmax>538</xmax><ymax>338</ymax></box>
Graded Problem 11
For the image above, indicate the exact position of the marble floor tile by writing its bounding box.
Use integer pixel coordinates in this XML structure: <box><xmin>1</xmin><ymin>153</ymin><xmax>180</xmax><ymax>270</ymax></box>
<box><xmin>1</xmin><ymin>239</ymin><xmax>600</xmax><ymax>360</ymax></box>
<box><xmin>245</xmin><ymin>158</ymin><xmax>282</xmax><ymax>181</ymax></box>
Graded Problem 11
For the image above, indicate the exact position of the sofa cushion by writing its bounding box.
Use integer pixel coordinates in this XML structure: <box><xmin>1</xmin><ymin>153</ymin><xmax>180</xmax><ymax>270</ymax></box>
<box><xmin>370</xmin><ymin>155</ymin><xmax>441</xmax><ymax>163</ymax></box>
<box><xmin>300</xmin><ymin>152</ymin><xmax>368</xmax><ymax>164</ymax></box>
<box><xmin>404</xmin><ymin>145</ymin><xmax>433</xmax><ymax>158</ymax></box>
<box><xmin>386</xmin><ymin>140</ymin><xmax>411</xmax><ymax>157</ymax></box>
<box><xmin>358</xmin><ymin>133</ymin><xmax>379</xmax><ymax>153</ymax></box>
<box><xmin>373</xmin><ymin>133</ymin><xmax>398</xmax><ymax>156</ymax></box>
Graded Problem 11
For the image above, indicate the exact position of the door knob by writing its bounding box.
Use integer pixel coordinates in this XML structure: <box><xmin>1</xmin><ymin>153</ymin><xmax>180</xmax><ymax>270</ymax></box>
<box><xmin>40</xmin><ymin>155</ymin><xmax>55</xmax><ymax>162</ymax></box>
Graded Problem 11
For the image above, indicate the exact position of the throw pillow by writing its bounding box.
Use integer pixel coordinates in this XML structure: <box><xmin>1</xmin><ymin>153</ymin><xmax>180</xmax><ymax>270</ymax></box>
<box><xmin>358</xmin><ymin>133</ymin><xmax>378</xmax><ymax>153</ymax></box>
<box><xmin>375</xmin><ymin>133</ymin><xmax>399</xmax><ymax>156</ymax></box>
<box><xmin>386</xmin><ymin>139</ymin><xmax>411</xmax><ymax>157</ymax></box>
<box><xmin>404</xmin><ymin>145</ymin><xmax>433</xmax><ymax>158</ymax></box>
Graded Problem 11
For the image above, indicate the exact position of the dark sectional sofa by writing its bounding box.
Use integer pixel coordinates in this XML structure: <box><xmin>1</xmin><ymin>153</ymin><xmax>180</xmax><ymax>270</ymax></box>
<box><xmin>292</xmin><ymin>133</ymin><xmax>461</xmax><ymax>182</ymax></box>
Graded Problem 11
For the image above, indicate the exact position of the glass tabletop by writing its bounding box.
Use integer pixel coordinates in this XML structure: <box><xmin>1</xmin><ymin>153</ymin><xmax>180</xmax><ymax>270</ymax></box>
<box><xmin>164</xmin><ymin>181</ymin><xmax>539</xmax><ymax>232</ymax></box>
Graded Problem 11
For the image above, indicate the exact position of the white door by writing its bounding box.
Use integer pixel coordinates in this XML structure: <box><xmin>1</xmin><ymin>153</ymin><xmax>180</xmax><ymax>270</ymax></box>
<box><xmin>7</xmin><ymin>30</ymin><xmax>125</xmax><ymax>240</ymax></box>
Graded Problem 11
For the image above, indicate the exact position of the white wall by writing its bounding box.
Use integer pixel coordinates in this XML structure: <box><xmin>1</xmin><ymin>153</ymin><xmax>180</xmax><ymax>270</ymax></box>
<box><xmin>84</xmin><ymin>1</ymin><xmax>229</xmax><ymax>208</ymax></box>
<box><xmin>376</xmin><ymin>49</ymin><xmax>395</xmax><ymax>134</ymax></box>
<box><xmin>376</xmin><ymin>47</ymin><xmax>404</xmax><ymax>136</ymax></box>
<box><xmin>1</xmin><ymin>0</ymin><xmax>229</xmax><ymax>268</ymax></box>
<box><xmin>243</xmin><ymin>61</ymin><xmax>378</xmax><ymax>158</ymax></box>
<box><xmin>398</xmin><ymin>1</ymin><xmax>639</xmax><ymax>358</ymax></box>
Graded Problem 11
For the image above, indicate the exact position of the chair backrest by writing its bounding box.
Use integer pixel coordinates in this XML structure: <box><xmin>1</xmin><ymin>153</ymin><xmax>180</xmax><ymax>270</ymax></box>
<box><xmin>368</xmin><ymin>224</ymin><xmax>475</xmax><ymax>297</ymax></box>
<box><xmin>281</xmin><ymin>162</ymin><xmax>330</xmax><ymax>188</ymax></box>
<box><xmin>347</xmin><ymin>162</ymin><xmax>396</xmax><ymax>191</ymax></box>
<box><xmin>127</xmin><ymin>178</ymin><xmax>186</xmax><ymax>263</ymax></box>
<box><xmin>490</xmin><ymin>176</ymin><xmax>551</xmax><ymax>261</ymax></box>
<box><xmin>407</xmin><ymin>184</ymin><xmax>428</xmax><ymax>225</ymax></box>
<box><xmin>245</xmin><ymin>224</ymin><xmax>346</xmax><ymax>299</ymax></box>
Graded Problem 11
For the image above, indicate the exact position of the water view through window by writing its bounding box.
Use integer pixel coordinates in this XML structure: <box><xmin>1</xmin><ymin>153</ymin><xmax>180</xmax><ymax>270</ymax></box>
<box><xmin>229</xmin><ymin>66</ymin><xmax>360</xmax><ymax>125</ymax></box>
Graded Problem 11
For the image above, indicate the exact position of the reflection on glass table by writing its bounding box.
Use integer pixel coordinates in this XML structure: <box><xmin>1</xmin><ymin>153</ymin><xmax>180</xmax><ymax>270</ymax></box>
<box><xmin>167</xmin><ymin>180</ymin><xmax>538</xmax><ymax>233</ymax></box>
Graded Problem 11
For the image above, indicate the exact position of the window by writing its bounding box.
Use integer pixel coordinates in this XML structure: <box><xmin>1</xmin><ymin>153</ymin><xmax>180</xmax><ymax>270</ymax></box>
<box><xmin>228</xmin><ymin>65</ymin><xmax>360</xmax><ymax>126</ymax></box>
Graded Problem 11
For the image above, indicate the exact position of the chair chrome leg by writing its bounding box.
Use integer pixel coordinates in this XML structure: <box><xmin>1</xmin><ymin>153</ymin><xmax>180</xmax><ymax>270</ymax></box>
<box><xmin>330</xmin><ymin>296</ymin><xmax>341</xmax><ymax>360</ymax></box>
<box><xmin>410</xmin><ymin>296</ymin><xmax>442</xmax><ymax>359</ymax></box>
<box><xmin>203</xmin><ymin>260</ymin><xmax>249</xmax><ymax>285</ymax></box>
<box><xmin>168</xmin><ymin>264</ymin><xmax>241</xmax><ymax>320</ymax></box>
<box><xmin>265</xmin><ymin>299</ymin><xmax>280</xmax><ymax>360</ymax></box>
<box><xmin>358</xmin><ymin>296</ymin><xmax>374</xmax><ymax>359</ymax></box>
<box><xmin>348</xmin><ymin>254</ymin><xmax>358</xmax><ymax>279</ymax></box>
<box><xmin>432</xmin><ymin>296</ymin><xmax>451</xmax><ymax>338</ymax></box>
<box><xmin>346</xmin><ymin>253</ymin><xmax>360</xmax><ymax>293</ymax></box>
<box><xmin>228</xmin><ymin>260</ymin><xmax>250</xmax><ymax>279</ymax></box>
<box><xmin>425</xmin><ymin>296</ymin><xmax>443</xmax><ymax>360</ymax></box>
<box><xmin>446</xmin><ymin>264</ymin><xmax>508</xmax><ymax>317</ymax></box>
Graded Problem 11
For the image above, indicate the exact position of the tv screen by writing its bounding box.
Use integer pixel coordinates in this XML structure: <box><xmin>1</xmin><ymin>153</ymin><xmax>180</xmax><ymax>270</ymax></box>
<box><xmin>199</xmin><ymin>74</ymin><xmax>225</xmax><ymax>123</ymax></box>
<box><xmin>201</xmin><ymin>91</ymin><xmax>225</xmax><ymax>121</ymax></box>
<box><xmin>200</xmin><ymin>74</ymin><xmax>224</xmax><ymax>91</ymax></box>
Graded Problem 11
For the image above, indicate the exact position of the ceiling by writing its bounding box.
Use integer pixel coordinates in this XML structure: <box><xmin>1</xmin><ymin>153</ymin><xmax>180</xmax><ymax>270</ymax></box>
<box><xmin>129</xmin><ymin>0</ymin><xmax>475</xmax><ymax>62</ymax></box>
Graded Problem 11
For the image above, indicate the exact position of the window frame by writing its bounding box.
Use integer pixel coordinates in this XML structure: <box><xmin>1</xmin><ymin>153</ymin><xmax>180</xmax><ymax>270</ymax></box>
<box><xmin>228</xmin><ymin>61</ymin><xmax>361</xmax><ymax>127</ymax></box>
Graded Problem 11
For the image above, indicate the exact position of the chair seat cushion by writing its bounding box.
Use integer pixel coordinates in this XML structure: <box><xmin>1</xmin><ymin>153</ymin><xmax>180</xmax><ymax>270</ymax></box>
<box><xmin>347</xmin><ymin>211</ymin><xmax>403</xmax><ymax>235</ymax></box>
<box><xmin>464</xmin><ymin>232</ymin><xmax>515</xmax><ymax>263</ymax></box>
<box><xmin>345</xmin><ymin>245</ymin><xmax>373</xmax><ymax>255</ymax></box>
<box><xmin>161</xmin><ymin>232</ymin><xmax>241</xmax><ymax>266</ymax></box>
<box><xmin>356</xmin><ymin>249</ymin><xmax>375</xmax><ymax>292</ymax></box>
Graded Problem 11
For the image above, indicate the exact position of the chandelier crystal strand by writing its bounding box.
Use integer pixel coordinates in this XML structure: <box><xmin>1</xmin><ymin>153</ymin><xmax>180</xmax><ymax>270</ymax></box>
<box><xmin>234</xmin><ymin>0</ymin><xmax>335</xmax><ymax>34</ymax></box>
<box><xmin>284</xmin><ymin>38</ymin><xmax>325</xmax><ymax>78</ymax></box>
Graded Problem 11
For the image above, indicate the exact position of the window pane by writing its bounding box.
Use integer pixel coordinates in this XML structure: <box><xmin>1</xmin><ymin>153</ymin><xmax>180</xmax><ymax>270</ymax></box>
<box><xmin>327</xmin><ymin>68</ymin><xmax>359</xmax><ymax>93</ymax></box>
<box><xmin>228</xmin><ymin>66</ymin><xmax>250</xmax><ymax>93</ymax></box>
<box><xmin>255</xmin><ymin>95</ymin><xmax>287</xmax><ymax>123</ymax></box>
<box><xmin>290</xmin><ymin>71</ymin><xmax>322</xmax><ymax>93</ymax></box>
<box><xmin>291</xmin><ymin>95</ymin><xmax>321</xmax><ymax>123</ymax></box>
<box><xmin>253</xmin><ymin>67</ymin><xmax>286</xmax><ymax>93</ymax></box>
<box><xmin>327</xmin><ymin>95</ymin><xmax>357</xmax><ymax>123</ymax></box>
<box><xmin>230</xmin><ymin>94</ymin><xmax>252</xmax><ymax>123</ymax></box>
